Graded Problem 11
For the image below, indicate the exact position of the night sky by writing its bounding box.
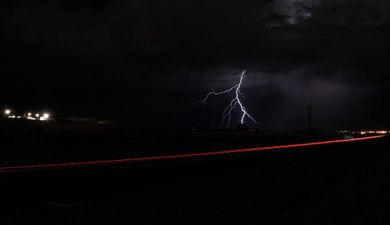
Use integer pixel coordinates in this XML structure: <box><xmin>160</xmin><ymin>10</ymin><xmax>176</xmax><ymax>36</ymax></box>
<box><xmin>1</xmin><ymin>0</ymin><xmax>389</xmax><ymax>129</ymax></box>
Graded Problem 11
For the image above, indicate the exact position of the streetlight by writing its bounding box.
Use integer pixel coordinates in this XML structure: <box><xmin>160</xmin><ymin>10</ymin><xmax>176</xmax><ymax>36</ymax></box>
<box><xmin>4</xmin><ymin>109</ymin><xmax>11</xmax><ymax>115</ymax></box>
<box><xmin>42</xmin><ymin>113</ymin><xmax>50</xmax><ymax>120</ymax></box>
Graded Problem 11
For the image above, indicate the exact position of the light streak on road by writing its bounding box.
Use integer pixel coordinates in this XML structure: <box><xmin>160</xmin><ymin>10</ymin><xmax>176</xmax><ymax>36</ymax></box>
<box><xmin>0</xmin><ymin>135</ymin><xmax>385</xmax><ymax>174</ymax></box>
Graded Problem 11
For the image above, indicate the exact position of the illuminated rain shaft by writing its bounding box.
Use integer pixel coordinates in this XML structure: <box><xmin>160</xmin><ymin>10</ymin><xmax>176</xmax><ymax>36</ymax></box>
<box><xmin>198</xmin><ymin>70</ymin><xmax>257</xmax><ymax>127</ymax></box>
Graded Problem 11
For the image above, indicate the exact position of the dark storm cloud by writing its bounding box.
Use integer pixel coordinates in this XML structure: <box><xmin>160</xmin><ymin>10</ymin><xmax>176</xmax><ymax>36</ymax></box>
<box><xmin>0</xmin><ymin>0</ymin><xmax>126</xmax><ymax>56</ymax></box>
<box><xmin>269</xmin><ymin>0</ymin><xmax>321</xmax><ymax>27</ymax></box>
<box><xmin>1</xmin><ymin>0</ymin><xmax>390</xmax><ymax>128</ymax></box>
<box><xmin>311</xmin><ymin>0</ymin><xmax>390</xmax><ymax>30</ymax></box>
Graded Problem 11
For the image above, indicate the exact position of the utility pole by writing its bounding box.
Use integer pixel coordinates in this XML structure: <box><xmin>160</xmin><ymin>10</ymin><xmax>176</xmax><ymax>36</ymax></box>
<box><xmin>307</xmin><ymin>106</ymin><xmax>312</xmax><ymax>129</ymax></box>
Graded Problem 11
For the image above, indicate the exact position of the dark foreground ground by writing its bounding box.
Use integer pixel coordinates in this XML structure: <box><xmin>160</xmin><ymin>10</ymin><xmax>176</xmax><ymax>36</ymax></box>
<box><xmin>0</xmin><ymin>136</ymin><xmax>389</xmax><ymax>225</ymax></box>
<box><xmin>0</xmin><ymin>118</ymin><xmax>344</xmax><ymax>166</ymax></box>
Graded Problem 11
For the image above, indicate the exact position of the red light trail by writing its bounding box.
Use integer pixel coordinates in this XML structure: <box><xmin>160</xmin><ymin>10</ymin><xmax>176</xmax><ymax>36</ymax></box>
<box><xmin>0</xmin><ymin>135</ymin><xmax>385</xmax><ymax>174</ymax></box>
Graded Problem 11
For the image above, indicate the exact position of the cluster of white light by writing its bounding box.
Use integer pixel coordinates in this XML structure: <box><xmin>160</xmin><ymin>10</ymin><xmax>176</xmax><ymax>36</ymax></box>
<box><xmin>4</xmin><ymin>109</ymin><xmax>11</xmax><ymax>115</ymax></box>
<box><xmin>3</xmin><ymin>108</ymin><xmax>50</xmax><ymax>121</ymax></box>
<box><xmin>338</xmin><ymin>130</ymin><xmax>389</xmax><ymax>135</ymax></box>
<box><xmin>27</xmin><ymin>112</ymin><xmax>50</xmax><ymax>121</ymax></box>
<box><xmin>40</xmin><ymin>113</ymin><xmax>50</xmax><ymax>121</ymax></box>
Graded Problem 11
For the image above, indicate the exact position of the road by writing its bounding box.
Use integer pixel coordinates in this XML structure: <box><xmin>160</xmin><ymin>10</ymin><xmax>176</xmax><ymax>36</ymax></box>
<box><xmin>0</xmin><ymin>134</ymin><xmax>388</xmax><ymax>225</ymax></box>
<box><xmin>0</xmin><ymin>135</ymin><xmax>384</xmax><ymax>174</ymax></box>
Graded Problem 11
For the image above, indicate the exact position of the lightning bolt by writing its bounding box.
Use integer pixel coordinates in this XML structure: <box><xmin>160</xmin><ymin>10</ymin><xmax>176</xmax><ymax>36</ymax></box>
<box><xmin>198</xmin><ymin>70</ymin><xmax>257</xmax><ymax>128</ymax></box>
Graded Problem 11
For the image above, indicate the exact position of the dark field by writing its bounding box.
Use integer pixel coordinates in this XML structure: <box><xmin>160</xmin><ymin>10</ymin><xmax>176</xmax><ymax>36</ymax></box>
<box><xmin>0</xmin><ymin>119</ymin><xmax>343</xmax><ymax>166</ymax></box>
<box><xmin>0</xmin><ymin>134</ymin><xmax>388</xmax><ymax>225</ymax></box>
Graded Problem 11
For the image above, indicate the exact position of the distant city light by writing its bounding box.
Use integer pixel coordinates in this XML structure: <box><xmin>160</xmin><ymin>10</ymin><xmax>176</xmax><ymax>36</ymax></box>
<box><xmin>338</xmin><ymin>130</ymin><xmax>389</xmax><ymax>136</ymax></box>
<box><xmin>39</xmin><ymin>113</ymin><xmax>50</xmax><ymax>121</ymax></box>
<box><xmin>2</xmin><ymin>108</ymin><xmax>52</xmax><ymax>122</ymax></box>
<box><xmin>43</xmin><ymin>113</ymin><xmax>50</xmax><ymax>119</ymax></box>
